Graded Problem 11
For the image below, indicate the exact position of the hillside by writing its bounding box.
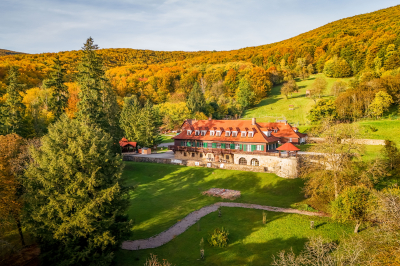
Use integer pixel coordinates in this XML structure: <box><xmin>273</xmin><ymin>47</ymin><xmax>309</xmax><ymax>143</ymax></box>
<box><xmin>0</xmin><ymin>49</ymin><xmax>24</xmax><ymax>56</ymax></box>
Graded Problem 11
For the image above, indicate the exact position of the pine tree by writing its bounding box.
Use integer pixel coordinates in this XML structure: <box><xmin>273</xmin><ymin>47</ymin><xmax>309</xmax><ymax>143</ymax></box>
<box><xmin>186</xmin><ymin>82</ymin><xmax>206</xmax><ymax>115</ymax></box>
<box><xmin>23</xmin><ymin>116</ymin><xmax>132</xmax><ymax>266</ymax></box>
<box><xmin>120</xmin><ymin>97</ymin><xmax>162</xmax><ymax>148</ymax></box>
<box><xmin>76</xmin><ymin>37</ymin><xmax>122</xmax><ymax>147</ymax></box>
<box><xmin>0</xmin><ymin>67</ymin><xmax>25</xmax><ymax>135</ymax></box>
<box><xmin>43</xmin><ymin>55</ymin><xmax>68</xmax><ymax>118</ymax></box>
<box><xmin>76</xmin><ymin>37</ymin><xmax>106</xmax><ymax>127</ymax></box>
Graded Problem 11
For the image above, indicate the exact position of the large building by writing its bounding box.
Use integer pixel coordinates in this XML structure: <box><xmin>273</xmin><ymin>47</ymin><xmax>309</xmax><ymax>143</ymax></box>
<box><xmin>169</xmin><ymin>118</ymin><xmax>307</xmax><ymax>166</ymax></box>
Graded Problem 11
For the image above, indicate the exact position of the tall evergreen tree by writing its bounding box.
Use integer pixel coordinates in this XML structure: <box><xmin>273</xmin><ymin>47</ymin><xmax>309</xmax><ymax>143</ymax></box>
<box><xmin>43</xmin><ymin>55</ymin><xmax>68</xmax><ymax>118</ymax></box>
<box><xmin>186</xmin><ymin>82</ymin><xmax>206</xmax><ymax>115</ymax></box>
<box><xmin>0</xmin><ymin>67</ymin><xmax>25</xmax><ymax>135</ymax></box>
<box><xmin>120</xmin><ymin>97</ymin><xmax>162</xmax><ymax>147</ymax></box>
<box><xmin>23</xmin><ymin>116</ymin><xmax>132</xmax><ymax>266</ymax></box>
<box><xmin>76</xmin><ymin>37</ymin><xmax>122</xmax><ymax>147</ymax></box>
<box><xmin>76</xmin><ymin>37</ymin><xmax>105</xmax><ymax>127</ymax></box>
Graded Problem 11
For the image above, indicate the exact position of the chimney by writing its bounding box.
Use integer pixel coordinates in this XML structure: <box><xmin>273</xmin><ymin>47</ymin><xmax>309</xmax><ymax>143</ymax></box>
<box><xmin>208</xmin><ymin>114</ymin><xmax>212</xmax><ymax>121</ymax></box>
<box><xmin>252</xmin><ymin>118</ymin><xmax>256</xmax><ymax>125</ymax></box>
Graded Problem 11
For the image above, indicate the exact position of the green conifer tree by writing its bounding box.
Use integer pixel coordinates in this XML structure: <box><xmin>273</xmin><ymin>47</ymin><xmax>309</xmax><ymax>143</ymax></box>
<box><xmin>0</xmin><ymin>67</ymin><xmax>25</xmax><ymax>135</ymax></box>
<box><xmin>23</xmin><ymin>116</ymin><xmax>132</xmax><ymax>266</ymax></box>
<box><xmin>43</xmin><ymin>55</ymin><xmax>68</xmax><ymax>118</ymax></box>
<box><xmin>119</xmin><ymin>96</ymin><xmax>141</xmax><ymax>142</ymax></box>
<box><xmin>76</xmin><ymin>37</ymin><xmax>106</xmax><ymax>127</ymax></box>
<box><xmin>186</xmin><ymin>82</ymin><xmax>206</xmax><ymax>115</ymax></box>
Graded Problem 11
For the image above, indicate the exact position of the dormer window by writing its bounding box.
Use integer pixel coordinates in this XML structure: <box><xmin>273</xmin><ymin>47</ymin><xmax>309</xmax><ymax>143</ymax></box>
<box><xmin>195</xmin><ymin>130</ymin><xmax>200</xmax><ymax>136</ymax></box>
<box><xmin>210</xmin><ymin>130</ymin><xmax>215</xmax><ymax>136</ymax></box>
<box><xmin>248</xmin><ymin>131</ymin><xmax>254</xmax><ymax>138</ymax></box>
<box><xmin>232</xmin><ymin>131</ymin><xmax>238</xmax><ymax>137</ymax></box>
<box><xmin>187</xmin><ymin>130</ymin><xmax>192</xmax><ymax>135</ymax></box>
<box><xmin>225</xmin><ymin>131</ymin><xmax>230</xmax><ymax>137</ymax></box>
<box><xmin>201</xmin><ymin>130</ymin><xmax>206</xmax><ymax>136</ymax></box>
<box><xmin>216</xmin><ymin>131</ymin><xmax>221</xmax><ymax>137</ymax></box>
<box><xmin>241</xmin><ymin>132</ymin><xmax>247</xmax><ymax>137</ymax></box>
<box><xmin>274</xmin><ymin>129</ymin><xmax>278</xmax><ymax>133</ymax></box>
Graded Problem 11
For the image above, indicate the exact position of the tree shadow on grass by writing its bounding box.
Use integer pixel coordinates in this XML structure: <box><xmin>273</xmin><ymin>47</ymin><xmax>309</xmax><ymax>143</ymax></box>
<box><xmin>122</xmin><ymin>162</ymin><xmax>306</xmax><ymax>241</ymax></box>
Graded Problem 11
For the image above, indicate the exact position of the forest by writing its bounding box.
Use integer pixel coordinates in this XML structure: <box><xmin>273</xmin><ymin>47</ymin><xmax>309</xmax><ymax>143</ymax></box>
<box><xmin>1</xmin><ymin>5</ymin><xmax>400</xmax><ymax>137</ymax></box>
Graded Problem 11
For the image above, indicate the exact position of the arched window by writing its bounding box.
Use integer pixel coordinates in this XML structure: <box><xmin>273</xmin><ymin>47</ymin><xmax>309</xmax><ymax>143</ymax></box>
<box><xmin>251</xmin><ymin>158</ymin><xmax>259</xmax><ymax>166</ymax></box>
<box><xmin>239</xmin><ymin>157</ymin><xmax>247</xmax><ymax>165</ymax></box>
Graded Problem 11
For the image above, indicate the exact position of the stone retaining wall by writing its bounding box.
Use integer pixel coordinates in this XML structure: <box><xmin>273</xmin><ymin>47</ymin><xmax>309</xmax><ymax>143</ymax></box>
<box><xmin>123</xmin><ymin>155</ymin><xmax>298</xmax><ymax>178</ymax></box>
<box><xmin>308</xmin><ymin>137</ymin><xmax>385</xmax><ymax>145</ymax></box>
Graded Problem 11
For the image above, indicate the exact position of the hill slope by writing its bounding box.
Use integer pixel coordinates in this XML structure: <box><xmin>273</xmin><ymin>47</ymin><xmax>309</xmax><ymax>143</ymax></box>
<box><xmin>0</xmin><ymin>49</ymin><xmax>24</xmax><ymax>56</ymax></box>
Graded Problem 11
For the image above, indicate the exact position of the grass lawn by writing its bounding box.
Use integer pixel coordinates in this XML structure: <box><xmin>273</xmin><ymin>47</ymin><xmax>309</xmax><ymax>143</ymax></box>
<box><xmin>116</xmin><ymin>208</ymin><xmax>352</xmax><ymax>266</ymax></box>
<box><xmin>116</xmin><ymin>162</ymin><xmax>354</xmax><ymax>265</ymax></box>
<box><xmin>161</xmin><ymin>135</ymin><xmax>175</xmax><ymax>143</ymax></box>
<box><xmin>242</xmin><ymin>74</ymin><xmax>353</xmax><ymax>125</ymax></box>
<box><xmin>356</xmin><ymin>119</ymin><xmax>400</xmax><ymax>145</ymax></box>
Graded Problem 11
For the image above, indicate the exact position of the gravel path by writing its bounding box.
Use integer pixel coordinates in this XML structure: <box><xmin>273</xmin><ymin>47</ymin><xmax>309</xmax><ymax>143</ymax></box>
<box><xmin>121</xmin><ymin>202</ymin><xmax>328</xmax><ymax>250</ymax></box>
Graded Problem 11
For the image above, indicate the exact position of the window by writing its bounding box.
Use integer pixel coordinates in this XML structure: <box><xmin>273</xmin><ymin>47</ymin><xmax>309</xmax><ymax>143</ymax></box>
<box><xmin>289</xmin><ymin>138</ymin><xmax>292</xmax><ymax>142</ymax></box>
<box><xmin>239</xmin><ymin>157</ymin><xmax>247</xmax><ymax>165</ymax></box>
<box><xmin>216</xmin><ymin>131</ymin><xmax>221</xmax><ymax>136</ymax></box>
<box><xmin>183</xmin><ymin>152</ymin><xmax>187</xmax><ymax>156</ymax></box>
<box><xmin>182</xmin><ymin>141</ymin><xmax>186</xmax><ymax>147</ymax></box>
<box><xmin>187</xmin><ymin>130</ymin><xmax>192</xmax><ymax>135</ymax></box>
<box><xmin>200</xmin><ymin>153</ymin><xmax>203</xmax><ymax>158</ymax></box>
<box><xmin>227</xmin><ymin>143</ymin><xmax>230</xmax><ymax>149</ymax></box>
<box><xmin>226</xmin><ymin>155</ymin><xmax>229</xmax><ymax>160</ymax></box>
<box><xmin>247</xmin><ymin>145</ymin><xmax>252</xmax><ymax>152</ymax></box>
<box><xmin>225</xmin><ymin>131</ymin><xmax>230</xmax><ymax>137</ymax></box>
<box><xmin>195</xmin><ymin>130</ymin><xmax>200</xmax><ymax>136</ymax></box>
<box><xmin>235</xmin><ymin>144</ymin><xmax>240</xmax><ymax>150</ymax></box>
<box><xmin>274</xmin><ymin>129</ymin><xmax>278</xmax><ymax>133</ymax></box>
<box><xmin>210</xmin><ymin>131</ymin><xmax>215</xmax><ymax>136</ymax></box>
<box><xmin>251</xmin><ymin>158</ymin><xmax>259</xmax><ymax>166</ymax></box>
<box><xmin>217</xmin><ymin>143</ymin><xmax>221</xmax><ymax>149</ymax></box>
<box><xmin>248</xmin><ymin>132</ymin><xmax>254</xmax><ymax>137</ymax></box>
<box><xmin>201</xmin><ymin>131</ymin><xmax>206</xmax><ymax>136</ymax></box>
<box><xmin>257</xmin><ymin>145</ymin><xmax>262</xmax><ymax>151</ymax></box>
<box><xmin>208</xmin><ymin>143</ymin><xmax>213</xmax><ymax>148</ymax></box>
<box><xmin>241</xmin><ymin>132</ymin><xmax>246</xmax><ymax>137</ymax></box>
<box><xmin>192</xmin><ymin>153</ymin><xmax>195</xmax><ymax>157</ymax></box>
<box><xmin>232</xmin><ymin>131</ymin><xmax>238</xmax><ymax>137</ymax></box>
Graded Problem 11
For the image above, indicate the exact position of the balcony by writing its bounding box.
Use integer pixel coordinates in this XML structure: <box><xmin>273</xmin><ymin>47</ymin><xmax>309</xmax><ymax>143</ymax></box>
<box><xmin>167</xmin><ymin>145</ymin><xmax>279</xmax><ymax>156</ymax></box>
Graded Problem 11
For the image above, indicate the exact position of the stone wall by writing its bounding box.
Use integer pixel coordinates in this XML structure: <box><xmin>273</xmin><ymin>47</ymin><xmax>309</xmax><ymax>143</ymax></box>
<box><xmin>308</xmin><ymin>137</ymin><xmax>385</xmax><ymax>145</ymax></box>
<box><xmin>123</xmin><ymin>153</ymin><xmax>298</xmax><ymax>178</ymax></box>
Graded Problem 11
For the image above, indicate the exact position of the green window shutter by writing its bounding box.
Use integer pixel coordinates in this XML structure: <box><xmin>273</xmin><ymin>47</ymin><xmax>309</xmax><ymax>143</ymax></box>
<box><xmin>212</xmin><ymin>143</ymin><xmax>217</xmax><ymax>148</ymax></box>
<box><xmin>261</xmin><ymin>145</ymin><xmax>264</xmax><ymax>151</ymax></box>
<box><xmin>187</xmin><ymin>142</ymin><xmax>191</xmax><ymax>147</ymax></box>
<box><xmin>230</xmin><ymin>143</ymin><xmax>235</xmax><ymax>149</ymax></box>
<box><xmin>203</xmin><ymin>143</ymin><xmax>207</xmax><ymax>148</ymax></box>
<box><xmin>239</xmin><ymin>144</ymin><xmax>242</xmax><ymax>150</ymax></box>
<box><xmin>221</xmin><ymin>143</ymin><xmax>226</xmax><ymax>149</ymax></box>
<box><xmin>251</xmin><ymin>145</ymin><xmax>256</xmax><ymax>151</ymax></box>
<box><xmin>197</xmin><ymin>142</ymin><xmax>201</xmax><ymax>147</ymax></box>
<box><xmin>181</xmin><ymin>141</ymin><xmax>183</xmax><ymax>146</ymax></box>
<box><xmin>243</xmin><ymin>144</ymin><xmax>247</xmax><ymax>151</ymax></box>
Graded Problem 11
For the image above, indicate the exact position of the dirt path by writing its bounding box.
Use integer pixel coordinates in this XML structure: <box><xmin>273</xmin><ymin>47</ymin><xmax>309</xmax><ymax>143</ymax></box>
<box><xmin>121</xmin><ymin>202</ymin><xmax>328</xmax><ymax>250</ymax></box>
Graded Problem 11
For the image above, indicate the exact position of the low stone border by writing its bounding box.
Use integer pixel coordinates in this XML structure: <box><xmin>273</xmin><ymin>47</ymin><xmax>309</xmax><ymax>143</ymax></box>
<box><xmin>121</xmin><ymin>202</ymin><xmax>328</xmax><ymax>250</ymax></box>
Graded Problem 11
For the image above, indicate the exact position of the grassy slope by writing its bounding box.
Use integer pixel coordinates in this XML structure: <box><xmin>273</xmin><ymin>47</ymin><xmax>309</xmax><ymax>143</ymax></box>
<box><xmin>242</xmin><ymin>74</ymin><xmax>353</xmax><ymax>125</ymax></box>
<box><xmin>117</xmin><ymin>162</ymin><xmax>352</xmax><ymax>266</ymax></box>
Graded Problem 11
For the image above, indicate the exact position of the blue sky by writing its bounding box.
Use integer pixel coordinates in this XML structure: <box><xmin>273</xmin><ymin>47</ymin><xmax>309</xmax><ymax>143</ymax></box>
<box><xmin>1</xmin><ymin>0</ymin><xmax>398</xmax><ymax>54</ymax></box>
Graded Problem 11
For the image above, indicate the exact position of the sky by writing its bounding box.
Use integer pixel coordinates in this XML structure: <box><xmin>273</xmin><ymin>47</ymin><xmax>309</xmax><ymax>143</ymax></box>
<box><xmin>1</xmin><ymin>0</ymin><xmax>399</xmax><ymax>54</ymax></box>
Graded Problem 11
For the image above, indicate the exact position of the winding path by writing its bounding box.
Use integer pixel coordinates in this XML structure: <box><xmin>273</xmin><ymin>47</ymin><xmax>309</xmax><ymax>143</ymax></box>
<box><xmin>121</xmin><ymin>202</ymin><xmax>328</xmax><ymax>250</ymax></box>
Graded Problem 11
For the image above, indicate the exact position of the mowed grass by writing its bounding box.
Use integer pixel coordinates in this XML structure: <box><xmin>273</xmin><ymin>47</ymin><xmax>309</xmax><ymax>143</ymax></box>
<box><xmin>357</xmin><ymin>119</ymin><xmax>400</xmax><ymax>145</ymax></box>
<box><xmin>116</xmin><ymin>208</ymin><xmax>352</xmax><ymax>266</ymax></box>
<box><xmin>161</xmin><ymin>135</ymin><xmax>175</xmax><ymax>143</ymax></box>
<box><xmin>242</xmin><ymin>74</ymin><xmax>353</xmax><ymax>125</ymax></box>
<box><xmin>117</xmin><ymin>162</ymin><xmax>354</xmax><ymax>266</ymax></box>
<box><xmin>122</xmin><ymin>162</ymin><xmax>305</xmax><ymax>240</ymax></box>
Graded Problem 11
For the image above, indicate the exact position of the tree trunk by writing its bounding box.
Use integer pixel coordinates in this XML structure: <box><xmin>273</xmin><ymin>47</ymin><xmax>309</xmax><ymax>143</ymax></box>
<box><xmin>15</xmin><ymin>216</ymin><xmax>26</xmax><ymax>246</ymax></box>
<box><xmin>354</xmin><ymin>221</ymin><xmax>361</xmax><ymax>233</ymax></box>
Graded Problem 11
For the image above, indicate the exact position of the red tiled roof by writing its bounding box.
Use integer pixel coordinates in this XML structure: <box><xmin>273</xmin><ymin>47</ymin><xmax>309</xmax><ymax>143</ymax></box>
<box><xmin>173</xmin><ymin>120</ymin><xmax>279</xmax><ymax>143</ymax></box>
<box><xmin>276</xmin><ymin>142</ymin><xmax>300</xmax><ymax>151</ymax></box>
<box><xmin>119</xmin><ymin>138</ymin><xmax>137</xmax><ymax>147</ymax></box>
<box><xmin>258</xmin><ymin>122</ymin><xmax>307</xmax><ymax>139</ymax></box>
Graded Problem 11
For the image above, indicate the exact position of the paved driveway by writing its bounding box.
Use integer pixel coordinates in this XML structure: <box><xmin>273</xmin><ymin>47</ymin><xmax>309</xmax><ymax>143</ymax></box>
<box><xmin>158</xmin><ymin>142</ymin><xmax>174</xmax><ymax>147</ymax></box>
<box><xmin>131</xmin><ymin>150</ymin><xmax>175</xmax><ymax>159</ymax></box>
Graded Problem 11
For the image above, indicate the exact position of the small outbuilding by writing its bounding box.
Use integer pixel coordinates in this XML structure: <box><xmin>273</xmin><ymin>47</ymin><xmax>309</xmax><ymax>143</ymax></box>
<box><xmin>141</xmin><ymin>147</ymin><xmax>151</xmax><ymax>155</ymax></box>
<box><xmin>276</xmin><ymin>142</ymin><xmax>300</xmax><ymax>157</ymax></box>
<box><xmin>119</xmin><ymin>138</ymin><xmax>137</xmax><ymax>153</ymax></box>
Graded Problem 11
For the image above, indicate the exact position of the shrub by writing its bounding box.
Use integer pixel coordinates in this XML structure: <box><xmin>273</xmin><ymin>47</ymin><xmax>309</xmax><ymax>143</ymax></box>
<box><xmin>208</xmin><ymin>227</ymin><xmax>229</xmax><ymax>248</ymax></box>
